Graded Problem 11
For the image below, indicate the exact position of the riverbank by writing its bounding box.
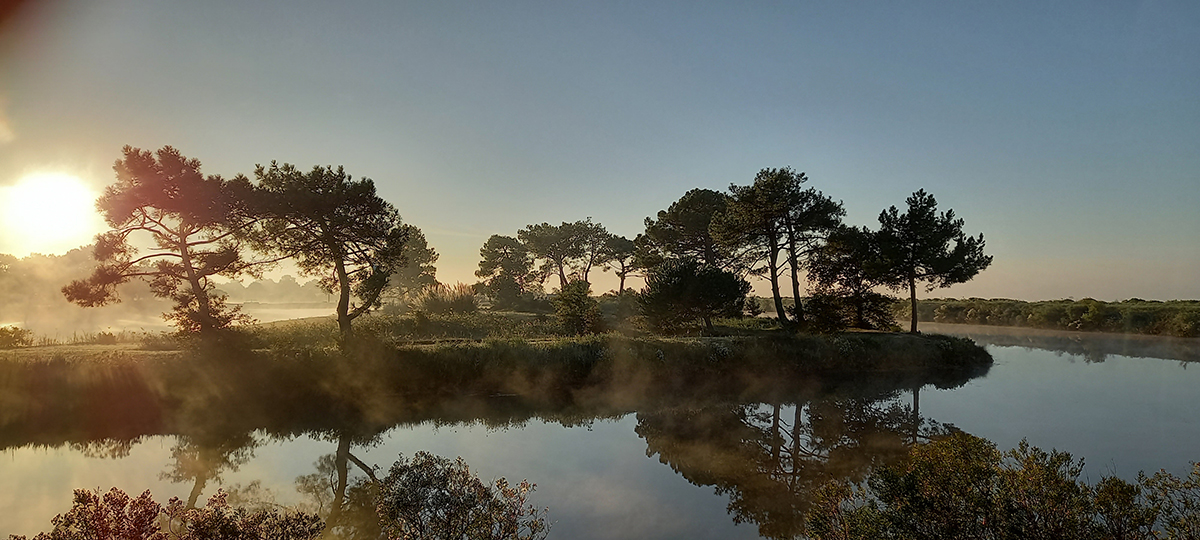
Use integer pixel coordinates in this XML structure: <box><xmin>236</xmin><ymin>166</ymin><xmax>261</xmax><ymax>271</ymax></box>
<box><xmin>920</xmin><ymin>321</ymin><xmax>1200</xmax><ymax>363</ymax></box>
<box><xmin>901</xmin><ymin>298</ymin><xmax>1200</xmax><ymax>338</ymax></box>
<box><xmin>0</xmin><ymin>331</ymin><xmax>990</xmax><ymax>450</ymax></box>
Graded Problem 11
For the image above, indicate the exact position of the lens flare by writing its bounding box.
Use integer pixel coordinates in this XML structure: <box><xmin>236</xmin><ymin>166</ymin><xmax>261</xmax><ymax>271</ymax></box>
<box><xmin>1</xmin><ymin>172</ymin><xmax>104</xmax><ymax>256</ymax></box>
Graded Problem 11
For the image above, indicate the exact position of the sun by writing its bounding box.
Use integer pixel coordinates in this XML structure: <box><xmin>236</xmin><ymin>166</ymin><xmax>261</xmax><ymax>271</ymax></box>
<box><xmin>0</xmin><ymin>172</ymin><xmax>106</xmax><ymax>257</ymax></box>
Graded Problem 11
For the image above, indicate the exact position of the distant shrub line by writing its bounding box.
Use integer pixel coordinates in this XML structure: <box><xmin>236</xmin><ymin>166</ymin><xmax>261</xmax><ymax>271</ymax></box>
<box><xmin>898</xmin><ymin>298</ymin><xmax>1200</xmax><ymax>338</ymax></box>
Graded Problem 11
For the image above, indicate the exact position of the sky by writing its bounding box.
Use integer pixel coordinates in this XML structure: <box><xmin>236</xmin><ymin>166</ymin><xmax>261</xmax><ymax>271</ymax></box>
<box><xmin>1</xmin><ymin>0</ymin><xmax>1197</xmax><ymax>301</ymax></box>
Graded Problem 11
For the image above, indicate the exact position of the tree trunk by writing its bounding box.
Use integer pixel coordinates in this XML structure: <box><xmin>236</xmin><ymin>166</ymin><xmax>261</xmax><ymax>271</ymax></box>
<box><xmin>909</xmin><ymin>274</ymin><xmax>918</xmax><ymax>334</ymax></box>
<box><xmin>911</xmin><ymin>386</ymin><xmax>921</xmax><ymax>444</ymax></box>
<box><xmin>768</xmin><ymin>233</ymin><xmax>789</xmax><ymax>326</ymax></box>
<box><xmin>335</xmin><ymin>257</ymin><xmax>353</xmax><ymax>343</ymax></box>
<box><xmin>786</xmin><ymin>231</ymin><xmax>805</xmax><ymax>324</ymax></box>
<box><xmin>790</xmin><ymin>404</ymin><xmax>803</xmax><ymax>487</ymax></box>
<box><xmin>703</xmin><ymin>316</ymin><xmax>714</xmax><ymax>332</ymax></box>
<box><xmin>186</xmin><ymin>472</ymin><xmax>208</xmax><ymax>510</ymax></box>
<box><xmin>328</xmin><ymin>434</ymin><xmax>351</xmax><ymax>526</ymax></box>
<box><xmin>178</xmin><ymin>236</ymin><xmax>215</xmax><ymax>334</ymax></box>
<box><xmin>770</xmin><ymin>402</ymin><xmax>781</xmax><ymax>466</ymax></box>
<box><xmin>618</xmin><ymin>272</ymin><xmax>626</xmax><ymax>294</ymax></box>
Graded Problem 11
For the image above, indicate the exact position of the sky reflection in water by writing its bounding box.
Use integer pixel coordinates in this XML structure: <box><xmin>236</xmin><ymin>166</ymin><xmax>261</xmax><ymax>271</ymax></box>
<box><xmin>2</xmin><ymin>327</ymin><xmax>1198</xmax><ymax>539</ymax></box>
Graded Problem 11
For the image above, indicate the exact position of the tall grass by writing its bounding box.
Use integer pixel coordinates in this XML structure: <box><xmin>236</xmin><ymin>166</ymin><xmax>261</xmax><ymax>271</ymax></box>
<box><xmin>415</xmin><ymin>283</ymin><xmax>479</xmax><ymax>315</ymax></box>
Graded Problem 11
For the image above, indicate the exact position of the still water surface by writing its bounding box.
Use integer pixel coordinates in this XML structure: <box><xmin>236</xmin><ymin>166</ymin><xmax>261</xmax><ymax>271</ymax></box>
<box><xmin>2</xmin><ymin>324</ymin><xmax>1197</xmax><ymax>538</ymax></box>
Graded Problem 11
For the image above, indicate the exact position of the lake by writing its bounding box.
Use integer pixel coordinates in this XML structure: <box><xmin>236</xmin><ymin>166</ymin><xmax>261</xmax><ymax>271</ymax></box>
<box><xmin>2</xmin><ymin>324</ymin><xmax>1198</xmax><ymax>538</ymax></box>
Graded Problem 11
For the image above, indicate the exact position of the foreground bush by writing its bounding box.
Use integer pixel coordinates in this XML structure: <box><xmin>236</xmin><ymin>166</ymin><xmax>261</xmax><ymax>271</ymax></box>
<box><xmin>377</xmin><ymin>452</ymin><xmax>549</xmax><ymax>540</ymax></box>
<box><xmin>8</xmin><ymin>488</ymin><xmax>323</xmax><ymax>540</ymax></box>
<box><xmin>806</xmin><ymin>433</ymin><xmax>1200</xmax><ymax>540</ymax></box>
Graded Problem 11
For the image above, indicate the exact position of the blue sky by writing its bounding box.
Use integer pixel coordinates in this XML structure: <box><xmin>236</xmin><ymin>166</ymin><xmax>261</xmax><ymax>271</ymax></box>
<box><xmin>2</xmin><ymin>0</ymin><xmax>1197</xmax><ymax>300</ymax></box>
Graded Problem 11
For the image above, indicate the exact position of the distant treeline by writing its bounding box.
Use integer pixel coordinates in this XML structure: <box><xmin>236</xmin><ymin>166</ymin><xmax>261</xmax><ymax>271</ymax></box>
<box><xmin>899</xmin><ymin>298</ymin><xmax>1200</xmax><ymax>338</ymax></box>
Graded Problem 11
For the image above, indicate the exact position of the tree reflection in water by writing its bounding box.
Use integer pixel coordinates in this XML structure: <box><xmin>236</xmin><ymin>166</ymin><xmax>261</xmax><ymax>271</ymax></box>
<box><xmin>636</xmin><ymin>385</ymin><xmax>957</xmax><ymax>539</ymax></box>
<box><xmin>2</xmin><ymin>340</ymin><xmax>990</xmax><ymax>538</ymax></box>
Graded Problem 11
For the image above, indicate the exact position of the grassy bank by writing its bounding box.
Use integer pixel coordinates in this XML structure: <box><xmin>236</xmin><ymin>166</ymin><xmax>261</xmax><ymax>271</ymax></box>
<box><xmin>0</xmin><ymin>329</ymin><xmax>989</xmax><ymax>450</ymax></box>
<box><xmin>899</xmin><ymin>298</ymin><xmax>1200</xmax><ymax>338</ymax></box>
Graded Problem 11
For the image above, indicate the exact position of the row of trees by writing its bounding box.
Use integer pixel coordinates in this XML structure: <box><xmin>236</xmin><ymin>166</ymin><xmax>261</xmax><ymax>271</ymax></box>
<box><xmin>62</xmin><ymin>146</ymin><xmax>436</xmax><ymax>342</ymax></box>
<box><xmin>476</xmin><ymin>167</ymin><xmax>992</xmax><ymax>333</ymax></box>
<box><xmin>474</xmin><ymin>219</ymin><xmax>638</xmax><ymax>310</ymax></box>
<box><xmin>64</xmin><ymin>146</ymin><xmax>988</xmax><ymax>338</ymax></box>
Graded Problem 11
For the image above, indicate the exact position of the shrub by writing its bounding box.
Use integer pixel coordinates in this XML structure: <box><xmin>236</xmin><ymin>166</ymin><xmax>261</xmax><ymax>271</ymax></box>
<box><xmin>12</xmin><ymin>487</ymin><xmax>323</xmax><ymax>540</ymax></box>
<box><xmin>376</xmin><ymin>452</ymin><xmax>548</xmax><ymax>540</ymax></box>
<box><xmin>640</xmin><ymin>259</ymin><xmax>749</xmax><ymax>332</ymax></box>
<box><xmin>554</xmin><ymin>280</ymin><xmax>603</xmax><ymax>335</ymax></box>
<box><xmin>805</xmin><ymin>434</ymin><xmax>1200</xmax><ymax>540</ymax></box>
<box><xmin>0</xmin><ymin>325</ymin><xmax>33</xmax><ymax>349</ymax></box>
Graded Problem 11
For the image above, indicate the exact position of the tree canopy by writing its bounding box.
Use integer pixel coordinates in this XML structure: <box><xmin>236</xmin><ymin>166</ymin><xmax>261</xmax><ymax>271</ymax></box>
<box><xmin>600</xmin><ymin>234</ymin><xmax>639</xmax><ymax>293</ymax></box>
<box><xmin>716</xmin><ymin>168</ymin><xmax>843</xmax><ymax>326</ymax></box>
<box><xmin>517</xmin><ymin>219</ymin><xmax>611</xmax><ymax>290</ymax></box>
<box><xmin>639</xmin><ymin>188</ymin><xmax>733</xmax><ymax>269</ymax></box>
<box><xmin>807</xmin><ymin>225</ymin><xmax>896</xmax><ymax>331</ymax></box>
<box><xmin>253</xmin><ymin>162</ymin><xmax>422</xmax><ymax>341</ymax></box>
<box><xmin>877</xmin><ymin>189</ymin><xmax>992</xmax><ymax>333</ymax></box>
<box><xmin>476</xmin><ymin>234</ymin><xmax>541</xmax><ymax>310</ymax></box>
<box><xmin>62</xmin><ymin>146</ymin><xmax>261</xmax><ymax>334</ymax></box>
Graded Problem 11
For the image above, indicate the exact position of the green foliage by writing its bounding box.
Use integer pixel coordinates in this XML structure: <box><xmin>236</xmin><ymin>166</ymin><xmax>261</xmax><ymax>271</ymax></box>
<box><xmin>805</xmin><ymin>292</ymin><xmax>899</xmax><ymax>334</ymax></box>
<box><xmin>61</xmin><ymin>146</ymin><xmax>263</xmax><ymax>335</ymax></box>
<box><xmin>639</xmin><ymin>188</ymin><xmax>732</xmax><ymax>268</ymax></box>
<box><xmin>807</xmin><ymin>226</ymin><xmax>897</xmax><ymax>331</ymax></box>
<box><xmin>475</xmin><ymin>235</ymin><xmax>540</xmax><ymax>310</ymax></box>
<box><xmin>639</xmin><ymin>259</ymin><xmax>750</xmax><ymax>332</ymax></box>
<box><xmin>254</xmin><ymin>162</ymin><xmax>428</xmax><ymax>340</ymax></box>
<box><xmin>516</xmin><ymin>219</ymin><xmax>610</xmax><ymax>290</ymax></box>
<box><xmin>0</xmin><ymin>325</ymin><xmax>33</xmax><ymax>349</ymax></box>
<box><xmin>716</xmin><ymin>168</ymin><xmax>844</xmax><ymax>326</ymax></box>
<box><xmin>376</xmin><ymin>452</ymin><xmax>549</xmax><ymax>540</ymax></box>
<box><xmin>164</xmin><ymin>292</ymin><xmax>255</xmax><ymax>336</ymax></box>
<box><xmin>553</xmin><ymin>280</ymin><xmax>603</xmax><ymax>335</ymax></box>
<box><xmin>11</xmin><ymin>487</ymin><xmax>323</xmax><ymax>540</ymax></box>
<box><xmin>381</xmin><ymin>231</ymin><xmax>440</xmax><ymax>307</ymax></box>
<box><xmin>907</xmin><ymin>298</ymin><xmax>1200</xmax><ymax>338</ymax></box>
<box><xmin>600</xmin><ymin>234</ymin><xmax>639</xmax><ymax>293</ymax></box>
<box><xmin>1142</xmin><ymin>463</ymin><xmax>1200</xmax><ymax>539</ymax></box>
<box><xmin>876</xmin><ymin>189</ymin><xmax>992</xmax><ymax>333</ymax></box>
<box><xmin>805</xmin><ymin>434</ymin><xmax>1200</xmax><ymax>540</ymax></box>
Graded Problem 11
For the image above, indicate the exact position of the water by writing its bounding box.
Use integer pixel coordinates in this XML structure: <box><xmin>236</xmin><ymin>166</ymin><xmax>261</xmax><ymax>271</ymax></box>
<box><xmin>2</xmin><ymin>325</ymin><xmax>1198</xmax><ymax>538</ymax></box>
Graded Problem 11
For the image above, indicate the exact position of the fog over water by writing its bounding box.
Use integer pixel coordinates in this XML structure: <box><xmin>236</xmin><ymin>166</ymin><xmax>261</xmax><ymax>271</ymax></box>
<box><xmin>2</xmin><ymin>326</ymin><xmax>1197</xmax><ymax>538</ymax></box>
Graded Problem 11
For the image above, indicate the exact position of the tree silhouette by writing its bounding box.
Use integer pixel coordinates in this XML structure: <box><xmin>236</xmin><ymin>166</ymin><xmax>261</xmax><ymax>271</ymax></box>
<box><xmin>600</xmin><ymin>234</ymin><xmax>638</xmax><ymax>293</ymax></box>
<box><xmin>62</xmin><ymin>146</ymin><xmax>261</xmax><ymax>335</ymax></box>
<box><xmin>877</xmin><ymin>189</ymin><xmax>992</xmax><ymax>333</ymax></box>
<box><xmin>640</xmin><ymin>188</ymin><xmax>735</xmax><ymax>269</ymax></box>
<box><xmin>516</xmin><ymin>219</ymin><xmax>610</xmax><ymax>290</ymax></box>
<box><xmin>807</xmin><ymin>226</ymin><xmax>897</xmax><ymax>330</ymax></box>
<box><xmin>716</xmin><ymin>170</ymin><xmax>795</xmax><ymax>325</ymax></box>
<box><xmin>476</xmin><ymin>234</ymin><xmax>540</xmax><ymax>309</ymax></box>
<box><xmin>640</xmin><ymin>259</ymin><xmax>749</xmax><ymax>332</ymax></box>
<box><xmin>717</xmin><ymin>168</ymin><xmax>844</xmax><ymax>326</ymax></box>
<box><xmin>254</xmin><ymin>162</ymin><xmax>423</xmax><ymax>342</ymax></box>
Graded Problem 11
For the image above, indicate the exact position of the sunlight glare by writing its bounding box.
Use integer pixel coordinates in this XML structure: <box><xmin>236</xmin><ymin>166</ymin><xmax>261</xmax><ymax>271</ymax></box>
<box><xmin>0</xmin><ymin>172</ymin><xmax>105</xmax><ymax>257</ymax></box>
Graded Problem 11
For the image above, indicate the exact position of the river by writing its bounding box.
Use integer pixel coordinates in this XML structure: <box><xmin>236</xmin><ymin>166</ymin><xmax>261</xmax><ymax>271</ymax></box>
<box><xmin>2</xmin><ymin>324</ymin><xmax>1197</xmax><ymax>538</ymax></box>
